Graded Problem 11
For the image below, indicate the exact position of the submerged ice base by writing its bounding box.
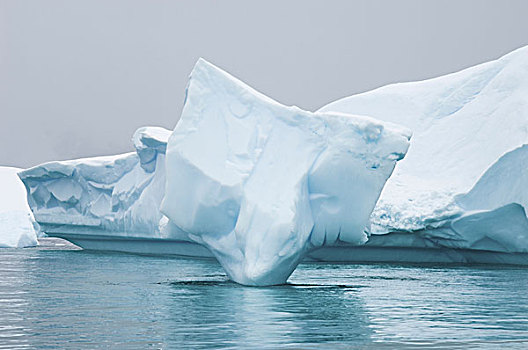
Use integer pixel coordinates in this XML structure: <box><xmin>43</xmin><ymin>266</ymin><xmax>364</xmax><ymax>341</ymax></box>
<box><xmin>161</xmin><ymin>59</ymin><xmax>410</xmax><ymax>285</ymax></box>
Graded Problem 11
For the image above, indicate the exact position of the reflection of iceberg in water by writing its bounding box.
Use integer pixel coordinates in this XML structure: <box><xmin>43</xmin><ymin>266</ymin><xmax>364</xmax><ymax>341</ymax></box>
<box><xmin>0</xmin><ymin>251</ymin><xmax>33</xmax><ymax>349</ymax></box>
<box><xmin>167</xmin><ymin>280</ymin><xmax>372</xmax><ymax>347</ymax></box>
<box><xmin>5</xmin><ymin>249</ymin><xmax>528</xmax><ymax>347</ymax></box>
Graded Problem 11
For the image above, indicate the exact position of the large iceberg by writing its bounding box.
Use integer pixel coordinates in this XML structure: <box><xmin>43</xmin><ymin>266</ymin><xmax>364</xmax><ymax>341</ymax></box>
<box><xmin>319</xmin><ymin>46</ymin><xmax>528</xmax><ymax>256</ymax></box>
<box><xmin>18</xmin><ymin>127</ymin><xmax>171</xmax><ymax>240</ymax></box>
<box><xmin>160</xmin><ymin>59</ymin><xmax>411</xmax><ymax>285</ymax></box>
<box><xmin>18</xmin><ymin>60</ymin><xmax>410</xmax><ymax>285</ymax></box>
<box><xmin>0</xmin><ymin>167</ymin><xmax>38</xmax><ymax>248</ymax></box>
<box><xmin>19</xmin><ymin>46</ymin><xmax>528</xmax><ymax>285</ymax></box>
<box><xmin>18</xmin><ymin>126</ymin><xmax>212</xmax><ymax>257</ymax></box>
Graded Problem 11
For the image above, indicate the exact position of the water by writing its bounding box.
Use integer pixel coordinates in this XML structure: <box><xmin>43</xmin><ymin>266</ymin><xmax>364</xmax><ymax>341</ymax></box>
<box><xmin>0</xmin><ymin>240</ymin><xmax>527</xmax><ymax>349</ymax></box>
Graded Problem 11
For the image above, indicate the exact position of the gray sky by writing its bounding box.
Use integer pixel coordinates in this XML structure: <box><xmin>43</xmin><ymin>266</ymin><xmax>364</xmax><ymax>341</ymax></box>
<box><xmin>2</xmin><ymin>0</ymin><xmax>528</xmax><ymax>168</ymax></box>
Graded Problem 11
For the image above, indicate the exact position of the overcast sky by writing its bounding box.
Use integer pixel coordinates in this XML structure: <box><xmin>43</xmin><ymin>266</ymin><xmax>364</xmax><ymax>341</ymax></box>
<box><xmin>2</xmin><ymin>0</ymin><xmax>528</xmax><ymax>168</ymax></box>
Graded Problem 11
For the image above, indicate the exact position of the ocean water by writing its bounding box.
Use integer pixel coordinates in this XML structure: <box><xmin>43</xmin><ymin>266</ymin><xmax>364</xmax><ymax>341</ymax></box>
<box><xmin>0</xmin><ymin>239</ymin><xmax>527</xmax><ymax>349</ymax></box>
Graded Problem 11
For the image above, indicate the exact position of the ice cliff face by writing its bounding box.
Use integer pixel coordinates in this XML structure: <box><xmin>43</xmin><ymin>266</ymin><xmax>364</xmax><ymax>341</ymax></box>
<box><xmin>161</xmin><ymin>59</ymin><xmax>411</xmax><ymax>285</ymax></box>
<box><xmin>18</xmin><ymin>127</ymin><xmax>171</xmax><ymax>238</ymax></box>
<box><xmin>320</xmin><ymin>46</ymin><xmax>528</xmax><ymax>253</ymax></box>
<box><xmin>0</xmin><ymin>167</ymin><xmax>38</xmax><ymax>248</ymax></box>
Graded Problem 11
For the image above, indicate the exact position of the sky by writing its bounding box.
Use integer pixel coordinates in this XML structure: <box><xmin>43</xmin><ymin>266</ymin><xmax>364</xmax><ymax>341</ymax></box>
<box><xmin>2</xmin><ymin>0</ymin><xmax>528</xmax><ymax>168</ymax></box>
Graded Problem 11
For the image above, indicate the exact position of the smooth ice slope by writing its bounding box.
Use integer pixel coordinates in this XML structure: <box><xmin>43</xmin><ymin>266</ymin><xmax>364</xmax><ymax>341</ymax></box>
<box><xmin>19</xmin><ymin>127</ymin><xmax>172</xmax><ymax>239</ymax></box>
<box><xmin>161</xmin><ymin>59</ymin><xmax>411</xmax><ymax>286</ymax></box>
<box><xmin>0</xmin><ymin>167</ymin><xmax>38</xmax><ymax>248</ymax></box>
<box><xmin>320</xmin><ymin>46</ymin><xmax>528</xmax><ymax>254</ymax></box>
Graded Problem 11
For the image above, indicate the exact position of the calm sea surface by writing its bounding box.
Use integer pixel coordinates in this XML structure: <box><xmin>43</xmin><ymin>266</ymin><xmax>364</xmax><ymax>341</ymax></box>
<box><xmin>0</xmin><ymin>239</ymin><xmax>527</xmax><ymax>349</ymax></box>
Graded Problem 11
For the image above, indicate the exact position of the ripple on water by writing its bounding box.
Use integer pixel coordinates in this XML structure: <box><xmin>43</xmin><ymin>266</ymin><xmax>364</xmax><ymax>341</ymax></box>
<box><xmin>0</xmin><ymin>241</ymin><xmax>527</xmax><ymax>349</ymax></box>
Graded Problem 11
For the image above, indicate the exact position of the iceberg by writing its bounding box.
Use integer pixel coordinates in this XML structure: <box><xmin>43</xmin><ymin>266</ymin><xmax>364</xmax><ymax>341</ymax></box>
<box><xmin>20</xmin><ymin>46</ymin><xmax>528</xmax><ymax>284</ymax></box>
<box><xmin>319</xmin><ymin>46</ymin><xmax>528</xmax><ymax>258</ymax></box>
<box><xmin>18</xmin><ymin>127</ymin><xmax>170</xmax><ymax>239</ymax></box>
<box><xmin>18</xmin><ymin>59</ymin><xmax>410</xmax><ymax>286</ymax></box>
<box><xmin>18</xmin><ymin>126</ymin><xmax>213</xmax><ymax>257</ymax></box>
<box><xmin>0</xmin><ymin>167</ymin><xmax>38</xmax><ymax>248</ymax></box>
<box><xmin>160</xmin><ymin>59</ymin><xmax>411</xmax><ymax>285</ymax></box>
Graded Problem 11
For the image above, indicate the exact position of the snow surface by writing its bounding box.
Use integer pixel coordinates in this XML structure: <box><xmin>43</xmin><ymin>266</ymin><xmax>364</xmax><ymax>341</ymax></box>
<box><xmin>161</xmin><ymin>59</ymin><xmax>410</xmax><ymax>285</ymax></box>
<box><xmin>18</xmin><ymin>127</ymin><xmax>173</xmax><ymax>239</ymax></box>
<box><xmin>0</xmin><ymin>167</ymin><xmax>38</xmax><ymax>248</ymax></box>
<box><xmin>320</xmin><ymin>46</ymin><xmax>528</xmax><ymax>253</ymax></box>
